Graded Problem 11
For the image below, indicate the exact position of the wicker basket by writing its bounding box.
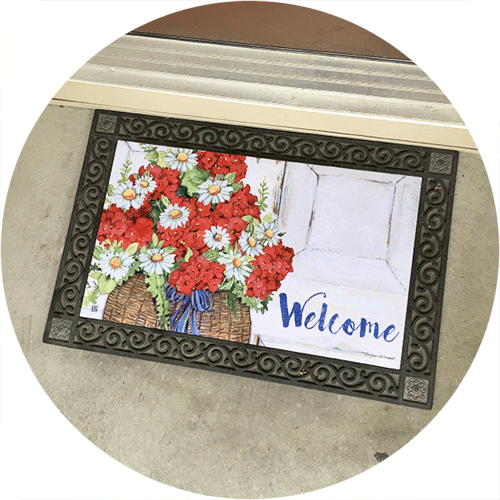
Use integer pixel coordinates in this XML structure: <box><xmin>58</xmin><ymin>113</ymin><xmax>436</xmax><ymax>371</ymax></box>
<box><xmin>168</xmin><ymin>290</ymin><xmax>251</xmax><ymax>343</ymax></box>
<box><xmin>103</xmin><ymin>272</ymin><xmax>161</xmax><ymax>329</ymax></box>
<box><xmin>103</xmin><ymin>273</ymin><xmax>251</xmax><ymax>343</ymax></box>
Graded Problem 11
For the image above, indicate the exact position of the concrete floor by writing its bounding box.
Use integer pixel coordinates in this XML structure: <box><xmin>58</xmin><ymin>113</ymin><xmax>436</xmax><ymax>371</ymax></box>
<box><xmin>2</xmin><ymin>105</ymin><xmax>498</xmax><ymax>498</ymax></box>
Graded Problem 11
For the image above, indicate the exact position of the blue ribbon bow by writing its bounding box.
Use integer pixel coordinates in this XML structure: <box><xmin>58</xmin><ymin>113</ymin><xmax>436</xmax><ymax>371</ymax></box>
<box><xmin>165</xmin><ymin>284</ymin><xmax>213</xmax><ymax>335</ymax></box>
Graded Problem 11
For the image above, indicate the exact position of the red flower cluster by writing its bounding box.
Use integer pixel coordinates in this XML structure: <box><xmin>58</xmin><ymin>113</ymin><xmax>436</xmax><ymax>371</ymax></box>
<box><xmin>196</xmin><ymin>151</ymin><xmax>248</xmax><ymax>182</ymax></box>
<box><xmin>97</xmin><ymin>204</ymin><xmax>153</xmax><ymax>249</ymax></box>
<box><xmin>212</xmin><ymin>186</ymin><xmax>261</xmax><ymax>243</ymax></box>
<box><xmin>156</xmin><ymin>208</ymin><xmax>213</xmax><ymax>258</ymax></box>
<box><xmin>169</xmin><ymin>256</ymin><xmax>226</xmax><ymax>294</ymax></box>
<box><xmin>136</xmin><ymin>164</ymin><xmax>182</xmax><ymax>201</ymax></box>
<box><xmin>96</xmin><ymin>149</ymin><xmax>295</xmax><ymax>302</ymax></box>
<box><xmin>245</xmin><ymin>242</ymin><xmax>295</xmax><ymax>299</ymax></box>
<box><xmin>156</xmin><ymin>184</ymin><xmax>261</xmax><ymax>250</ymax></box>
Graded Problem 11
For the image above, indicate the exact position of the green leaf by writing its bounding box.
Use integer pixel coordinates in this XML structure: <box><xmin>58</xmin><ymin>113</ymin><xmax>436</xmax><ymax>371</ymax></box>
<box><xmin>89</xmin><ymin>271</ymin><xmax>103</xmax><ymax>280</ymax></box>
<box><xmin>161</xmin><ymin>195</ymin><xmax>171</xmax><ymax>207</ymax></box>
<box><xmin>150</xmin><ymin>273</ymin><xmax>159</xmax><ymax>288</ymax></box>
<box><xmin>83</xmin><ymin>282</ymin><xmax>100</xmax><ymax>307</ymax></box>
<box><xmin>151</xmin><ymin>233</ymin><xmax>159</xmax><ymax>247</ymax></box>
<box><xmin>242</xmin><ymin>215</ymin><xmax>259</xmax><ymax>225</ymax></box>
<box><xmin>144</xmin><ymin>272</ymin><xmax>171</xmax><ymax>329</ymax></box>
<box><xmin>98</xmin><ymin>275</ymin><xmax>117</xmax><ymax>295</ymax></box>
<box><xmin>107</xmin><ymin>185</ymin><xmax>114</xmax><ymax>196</ymax></box>
<box><xmin>246</xmin><ymin>223</ymin><xmax>254</xmax><ymax>235</ymax></box>
<box><xmin>231</xmin><ymin>182</ymin><xmax>243</xmax><ymax>193</ymax></box>
<box><xmin>175</xmin><ymin>185</ymin><xmax>189</xmax><ymax>198</ymax></box>
<box><xmin>203</xmin><ymin>248</ymin><xmax>220</xmax><ymax>262</ymax></box>
<box><xmin>232</xmin><ymin>280</ymin><xmax>244</xmax><ymax>295</ymax></box>
<box><xmin>157</xmin><ymin>150</ymin><xmax>170</xmax><ymax>168</ymax></box>
<box><xmin>180</xmin><ymin>167</ymin><xmax>211</xmax><ymax>197</ymax></box>
<box><xmin>125</xmin><ymin>242</ymin><xmax>139</xmax><ymax>255</ymax></box>
<box><xmin>93</xmin><ymin>246</ymin><xmax>104</xmax><ymax>259</ymax></box>
<box><xmin>241</xmin><ymin>295</ymin><xmax>261</xmax><ymax>312</ymax></box>
<box><xmin>224</xmin><ymin>172</ymin><xmax>236</xmax><ymax>184</ymax></box>
<box><xmin>83</xmin><ymin>294</ymin><xmax>93</xmax><ymax>307</ymax></box>
<box><xmin>259</xmin><ymin>293</ymin><xmax>274</xmax><ymax>314</ymax></box>
<box><xmin>262</xmin><ymin>212</ymin><xmax>275</xmax><ymax>224</ymax></box>
<box><xmin>145</xmin><ymin>150</ymin><xmax>159</xmax><ymax>161</ymax></box>
<box><xmin>258</xmin><ymin>178</ymin><xmax>270</xmax><ymax>212</ymax></box>
<box><xmin>218</xmin><ymin>277</ymin><xmax>236</xmax><ymax>291</ymax></box>
<box><xmin>183</xmin><ymin>247</ymin><xmax>194</xmax><ymax>262</ymax></box>
<box><xmin>119</xmin><ymin>157</ymin><xmax>133</xmax><ymax>184</ymax></box>
<box><xmin>163</xmin><ymin>246</ymin><xmax>176</xmax><ymax>255</ymax></box>
<box><xmin>225</xmin><ymin>289</ymin><xmax>239</xmax><ymax>318</ymax></box>
<box><xmin>150</xmin><ymin>206</ymin><xmax>161</xmax><ymax>224</ymax></box>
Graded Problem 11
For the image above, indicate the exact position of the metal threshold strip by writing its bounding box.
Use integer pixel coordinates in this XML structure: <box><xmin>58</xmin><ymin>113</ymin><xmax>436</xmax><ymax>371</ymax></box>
<box><xmin>53</xmin><ymin>35</ymin><xmax>475</xmax><ymax>151</ymax></box>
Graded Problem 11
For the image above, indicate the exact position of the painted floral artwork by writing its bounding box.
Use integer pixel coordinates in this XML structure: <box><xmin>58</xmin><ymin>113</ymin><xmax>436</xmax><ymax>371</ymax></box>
<box><xmin>82</xmin><ymin>142</ymin><xmax>294</xmax><ymax>343</ymax></box>
<box><xmin>82</xmin><ymin>140</ymin><xmax>422</xmax><ymax>369</ymax></box>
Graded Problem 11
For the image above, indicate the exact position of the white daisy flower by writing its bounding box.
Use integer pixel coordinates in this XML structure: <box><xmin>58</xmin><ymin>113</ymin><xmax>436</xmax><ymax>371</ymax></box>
<box><xmin>158</xmin><ymin>204</ymin><xmax>190</xmax><ymax>230</ymax></box>
<box><xmin>99</xmin><ymin>249</ymin><xmax>134</xmax><ymax>281</ymax></box>
<box><xmin>138</xmin><ymin>248</ymin><xmax>176</xmax><ymax>275</ymax></box>
<box><xmin>165</xmin><ymin>147</ymin><xmax>197</xmax><ymax>172</ymax></box>
<box><xmin>218</xmin><ymin>248</ymin><xmax>252</xmax><ymax>283</ymax></box>
<box><xmin>204</xmin><ymin>226</ymin><xmax>231</xmax><ymax>250</ymax></box>
<box><xmin>238</xmin><ymin>231</ymin><xmax>263</xmax><ymax>257</ymax></box>
<box><xmin>134</xmin><ymin>174</ymin><xmax>157</xmax><ymax>195</ymax></box>
<box><xmin>255</xmin><ymin>219</ymin><xmax>280</xmax><ymax>247</ymax></box>
<box><xmin>113</xmin><ymin>181</ymin><xmax>146</xmax><ymax>210</ymax></box>
<box><xmin>197</xmin><ymin>178</ymin><xmax>233</xmax><ymax>205</ymax></box>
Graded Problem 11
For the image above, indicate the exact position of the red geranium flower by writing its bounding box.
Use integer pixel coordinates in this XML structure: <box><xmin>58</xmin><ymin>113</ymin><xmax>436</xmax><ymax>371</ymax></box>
<box><xmin>169</xmin><ymin>256</ymin><xmax>226</xmax><ymax>294</ymax></box>
<box><xmin>244</xmin><ymin>241</ymin><xmax>295</xmax><ymax>299</ymax></box>
<box><xmin>226</xmin><ymin>217</ymin><xmax>247</xmax><ymax>238</ymax></box>
<box><xmin>120</xmin><ymin>216</ymin><xmax>154</xmax><ymax>249</ymax></box>
<box><xmin>127</xmin><ymin>203</ymin><xmax>152</xmax><ymax>220</ymax></box>
<box><xmin>196</xmin><ymin>151</ymin><xmax>248</xmax><ymax>182</ymax></box>
<box><xmin>194</xmin><ymin>200</ymin><xmax>213</xmax><ymax>218</ymax></box>
<box><xmin>142</xmin><ymin>164</ymin><xmax>182</xmax><ymax>201</ymax></box>
<box><xmin>196</xmin><ymin>151</ymin><xmax>218</xmax><ymax>170</ymax></box>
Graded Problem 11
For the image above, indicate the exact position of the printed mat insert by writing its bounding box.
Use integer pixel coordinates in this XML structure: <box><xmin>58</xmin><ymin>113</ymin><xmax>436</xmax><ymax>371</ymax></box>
<box><xmin>44</xmin><ymin>110</ymin><xmax>458</xmax><ymax>409</ymax></box>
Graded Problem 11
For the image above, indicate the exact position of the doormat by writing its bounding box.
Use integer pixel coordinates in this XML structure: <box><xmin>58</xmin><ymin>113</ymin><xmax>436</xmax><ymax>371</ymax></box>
<box><xmin>44</xmin><ymin>110</ymin><xmax>458</xmax><ymax>409</ymax></box>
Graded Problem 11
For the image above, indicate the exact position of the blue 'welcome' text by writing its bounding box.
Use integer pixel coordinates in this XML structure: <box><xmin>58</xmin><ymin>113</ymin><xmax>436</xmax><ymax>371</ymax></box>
<box><xmin>279</xmin><ymin>292</ymin><xmax>399</xmax><ymax>343</ymax></box>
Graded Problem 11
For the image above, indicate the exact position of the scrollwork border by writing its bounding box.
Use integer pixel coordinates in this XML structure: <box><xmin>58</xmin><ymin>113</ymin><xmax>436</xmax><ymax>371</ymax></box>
<box><xmin>43</xmin><ymin>110</ymin><xmax>458</xmax><ymax>409</ymax></box>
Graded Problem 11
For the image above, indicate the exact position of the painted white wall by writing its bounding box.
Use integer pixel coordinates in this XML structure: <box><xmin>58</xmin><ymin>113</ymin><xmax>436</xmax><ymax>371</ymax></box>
<box><xmin>242</xmin><ymin>156</ymin><xmax>285</xmax><ymax>218</ymax></box>
<box><xmin>307</xmin><ymin>173</ymin><xmax>395</xmax><ymax>259</ymax></box>
<box><xmin>278</xmin><ymin>163</ymin><xmax>318</xmax><ymax>252</ymax></box>
<box><xmin>388</xmin><ymin>176</ymin><xmax>422</xmax><ymax>290</ymax></box>
<box><xmin>277</xmin><ymin>163</ymin><xmax>421</xmax><ymax>293</ymax></box>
